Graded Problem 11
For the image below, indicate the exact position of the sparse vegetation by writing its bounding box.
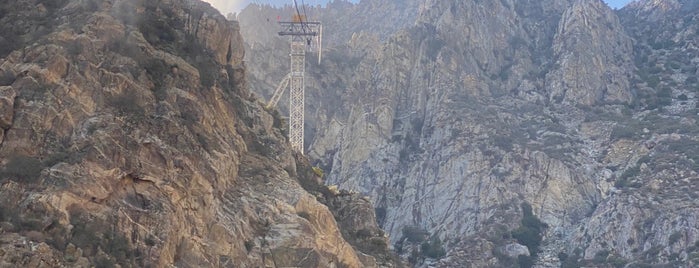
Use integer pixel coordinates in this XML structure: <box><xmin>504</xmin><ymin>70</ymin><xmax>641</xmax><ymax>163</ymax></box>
<box><xmin>615</xmin><ymin>165</ymin><xmax>641</xmax><ymax>189</ymax></box>
<box><xmin>68</xmin><ymin>207</ymin><xmax>135</xmax><ymax>266</ymax></box>
<box><xmin>610</xmin><ymin>124</ymin><xmax>638</xmax><ymax>140</ymax></box>
<box><xmin>142</xmin><ymin>58</ymin><xmax>169</xmax><ymax>94</ymax></box>
<box><xmin>109</xmin><ymin>91</ymin><xmax>145</xmax><ymax>120</ymax></box>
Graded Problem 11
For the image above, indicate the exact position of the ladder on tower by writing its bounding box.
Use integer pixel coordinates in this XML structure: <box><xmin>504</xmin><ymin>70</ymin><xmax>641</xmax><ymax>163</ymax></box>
<box><xmin>266</xmin><ymin>73</ymin><xmax>291</xmax><ymax>109</ymax></box>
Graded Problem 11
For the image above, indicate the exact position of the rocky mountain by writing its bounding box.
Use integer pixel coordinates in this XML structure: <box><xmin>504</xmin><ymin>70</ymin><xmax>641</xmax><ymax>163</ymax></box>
<box><xmin>239</xmin><ymin>0</ymin><xmax>699</xmax><ymax>267</ymax></box>
<box><xmin>0</xmin><ymin>0</ymin><xmax>399</xmax><ymax>267</ymax></box>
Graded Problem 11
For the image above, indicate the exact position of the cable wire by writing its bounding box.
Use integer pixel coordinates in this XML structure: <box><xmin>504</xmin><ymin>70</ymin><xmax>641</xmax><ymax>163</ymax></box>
<box><xmin>301</xmin><ymin>0</ymin><xmax>311</xmax><ymax>43</ymax></box>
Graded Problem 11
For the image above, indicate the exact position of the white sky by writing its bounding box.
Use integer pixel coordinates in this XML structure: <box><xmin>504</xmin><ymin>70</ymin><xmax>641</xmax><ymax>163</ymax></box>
<box><xmin>201</xmin><ymin>0</ymin><xmax>245</xmax><ymax>15</ymax></box>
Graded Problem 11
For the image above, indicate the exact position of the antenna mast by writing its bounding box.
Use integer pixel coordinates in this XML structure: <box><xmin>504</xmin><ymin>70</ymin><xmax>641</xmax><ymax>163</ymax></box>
<box><xmin>274</xmin><ymin>1</ymin><xmax>321</xmax><ymax>154</ymax></box>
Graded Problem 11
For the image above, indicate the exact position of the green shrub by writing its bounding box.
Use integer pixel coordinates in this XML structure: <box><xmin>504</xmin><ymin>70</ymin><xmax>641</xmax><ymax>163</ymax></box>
<box><xmin>665</xmin><ymin>61</ymin><xmax>681</xmax><ymax>70</ymax></box>
<box><xmin>594</xmin><ymin>250</ymin><xmax>610</xmax><ymax>263</ymax></box>
<box><xmin>65</xmin><ymin>41</ymin><xmax>83</xmax><ymax>56</ymax></box>
<box><xmin>138</xmin><ymin>16</ymin><xmax>177</xmax><ymax>47</ymax></box>
<box><xmin>558</xmin><ymin>252</ymin><xmax>569</xmax><ymax>262</ymax></box>
<box><xmin>669</xmin><ymin>232</ymin><xmax>682</xmax><ymax>244</ymax></box>
<box><xmin>145</xmin><ymin>236</ymin><xmax>156</xmax><ymax>247</ymax></box>
<box><xmin>244</xmin><ymin>240</ymin><xmax>254</xmax><ymax>252</ymax></box>
<box><xmin>355</xmin><ymin>229</ymin><xmax>372</xmax><ymax>238</ymax></box>
<box><xmin>109</xmin><ymin>92</ymin><xmax>145</xmax><ymax>119</ymax></box>
<box><xmin>518</xmin><ymin>255</ymin><xmax>534</xmax><ymax>268</ymax></box>
<box><xmin>311</xmin><ymin>166</ymin><xmax>324</xmax><ymax>177</ymax></box>
<box><xmin>1</xmin><ymin>155</ymin><xmax>43</xmax><ymax>183</ymax></box>
<box><xmin>196</xmin><ymin>61</ymin><xmax>218</xmax><ymax>88</ymax></box>
<box><xmin>402</xmin><ymin>226</ymin><xmax>428</xmax><ymax>243</ymax></box>
<box><xmin>607</xmin><ymin>255</ymin><xmax>628</xmax><ymax>268</ymax></box>
<box><xmin>658</xmin><ymin>87</ymin><xmax>672</xmax><ymax>98</ymax></box>
<box><xmin>104</xmin><ymin>230</ymin><xmax>130</xmax><ymax>260</ymax></box>
<box><xmin>93</xmin><ymin>256</ymin><xmax>117</xmax><ymax>268</ymax></box>
<box><xmin>615</xmin><ymin>165</ymin><xmax>641</xmax><ymax>189</ymax></box>
<box><xmin>69</xmin><ymin>208</ymin><xmax>134</xmax><ymax>265</ymax></box>
<box><xmin>420</xmin><ymin>236</ymin><xmax>446</xmax><ymax>259</ymax></box>
<box><xmin>297</xmin><ymin>211</ymin><xmax>311</xmax><ymax>221</ymax></box>
<box><xmin>512</xmin><ymin>203</ymin><xmax>546</xmax><ymax>256</ymax></box>
<box><xmin>69</xmin><ymin>211</ymin><xmax>101</xmax><ymax>255</ymax></box>
<box><xmin>493</xmin><ymin>135</ymin><xmax>514</xmax><ymax>151</ymax></box>
<box><xmin>646</xmin><ymin>75</ymin><xmax>660</xmax><ymax>88</ymax></box>
<box><xmin>0</xmin><ymin>70</ymin><xmax>15</xmax><ymax>86</ymax></box>
<box><xmin>375</xmin><ymin>207</ymin><xmax>387</xmax><ymax>226</ymax></box>
<box><xmin>37</xmin><ymin>0</ymin><xmax>69</xmax><ymax>10</ymax></box>
<box><xmin>43</xmin><ymin>152</ymin><xmax>70</xmax><ymax>167</ymax></box>
<box><xmin>610</xmin><ymin>125</ymin><xmax>635</xmax><ymax>140</ymax></box>
<box><xmin>142</xmin><ymin>59</ymin><xmax>169</xmax><ymax>81</ymax></box>
<box><xmin>0</xmin><ymin>32</ymin><xmax>20</xmax><ymax>58</ymax></box>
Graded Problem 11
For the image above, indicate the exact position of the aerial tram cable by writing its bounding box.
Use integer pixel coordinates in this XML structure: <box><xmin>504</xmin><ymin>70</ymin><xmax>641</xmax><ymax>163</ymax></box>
<box><xmin>301</xmin><ymin>0</ymin><xmax>313</xmax><ymax>45</ymax></box>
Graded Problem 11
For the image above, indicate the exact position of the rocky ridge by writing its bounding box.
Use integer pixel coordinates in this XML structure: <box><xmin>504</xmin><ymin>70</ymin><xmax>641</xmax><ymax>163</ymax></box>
<box><xmin>0</xmin><ymin>0</ymin><xmax>397</xmax><ymax>267</ymax></box>
<box><xmin>240</xmin><ymin>0</ymin><xmax>699</xmax><ymax>267</ymax></box>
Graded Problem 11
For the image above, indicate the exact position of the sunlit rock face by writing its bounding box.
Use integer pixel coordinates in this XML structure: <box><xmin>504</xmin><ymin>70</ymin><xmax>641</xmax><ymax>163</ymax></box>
<box><xmin>240</xmin><ymin>0</ymin><xmax>699</xmax><ymax>266</ymax></box>
<box><xmin>0</xmin><ymin>0</ymin><xmax>399</xmax><ymax>267</ymax></box>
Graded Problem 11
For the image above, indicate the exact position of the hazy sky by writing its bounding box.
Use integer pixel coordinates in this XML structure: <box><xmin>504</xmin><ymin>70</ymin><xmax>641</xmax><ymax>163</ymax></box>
<box><xmin>202</xmin><ymin>0</ymin><xmax>635</xmax><ymax>16</ymax></box>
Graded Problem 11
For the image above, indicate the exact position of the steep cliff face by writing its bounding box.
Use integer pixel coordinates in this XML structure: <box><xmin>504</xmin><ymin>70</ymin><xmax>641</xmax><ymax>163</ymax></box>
<box><xmin>564</xmin><ymin>0</ymin><xmax>699</xmax><ymax>266</ymax></box>
<box><xmin>546</xmin><ymin>0</ymin><xmax>634</xmax><ymax>105</ymax></box>
<box><xmin>0</xmin><ymin>0</ymin><xmax>396</xmax><ymax>267</ymax></box>
<box><xmin>240</xmin><ymin>0</ymin><xmax>699</xmax><ymax>267</ymax></box>
<box><xmin>316</xmin><ymin>1</ymin><xmax>614</xmax><ymax>266</ymax></box>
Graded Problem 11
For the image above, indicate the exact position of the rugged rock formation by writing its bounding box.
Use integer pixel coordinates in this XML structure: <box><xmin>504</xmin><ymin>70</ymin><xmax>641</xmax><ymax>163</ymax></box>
<box><xmin>546</xmin><ymin>0</ymin><xmax>634</xmax><ymax>105</ymax></box>
<box><xmin>240</xmin><ymin>0</ymin><xmax>699</xmax><ymax>267</ymax></box>
<box><xmin>564</xmin><ymin>0</ymin><xmax>699</xmax><ymax>266</ymax></box>
<box><xmin>0</xmin><ymin>0</ymin><xmax>397</xmax><ymax>267</ymax></box>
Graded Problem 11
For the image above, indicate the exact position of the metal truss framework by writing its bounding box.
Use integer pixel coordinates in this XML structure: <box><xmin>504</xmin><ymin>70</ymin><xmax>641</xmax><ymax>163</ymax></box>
<box><xmin>276</xmin><ymin>21</ymin><xmax>321</xmax><ymax>154</ymax></box>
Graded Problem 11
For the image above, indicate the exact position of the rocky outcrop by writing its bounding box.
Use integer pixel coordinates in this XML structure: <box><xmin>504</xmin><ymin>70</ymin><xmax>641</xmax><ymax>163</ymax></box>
<box><xmin>0</xmin><ymin>0</ymin><xmax>396</xmax><ymax>267</ymax></box>
<box><xmin>546</xmin><ymin>0</ymin><xmax>634</xmax><ymax>105</ymax></box>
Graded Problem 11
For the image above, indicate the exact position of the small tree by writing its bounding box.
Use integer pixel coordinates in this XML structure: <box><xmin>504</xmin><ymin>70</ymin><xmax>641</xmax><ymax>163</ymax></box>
<box><xmin>512</xmin><ymin>202</ymin><xmax>547</xmax><ymax>256</ymax></box>
<box><xmin>1</xmin><ymin>156</ymin><xmax>43</xmax><ymax>183</ymax></box>
<box><xmin>402</xmin><ymin>226</ymin><xmax>428</xmax><ymax>243</ymax></box>
<box><xmin>421</xmin><ymin>236</ymin><xmax>446</xmax><ymax>259</ymax></box>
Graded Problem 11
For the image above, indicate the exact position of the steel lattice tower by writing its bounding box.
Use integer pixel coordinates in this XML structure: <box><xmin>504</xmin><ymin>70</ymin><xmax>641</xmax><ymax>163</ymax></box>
<box><xmin>274</xmin><ymin>18</ymin><xmax>321</xmax><ymax>154</ymax></box>
<box><xmin>288</xmin><ymin>40</ymin><xmax>306</xmax><ymax>153</ymax></box>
